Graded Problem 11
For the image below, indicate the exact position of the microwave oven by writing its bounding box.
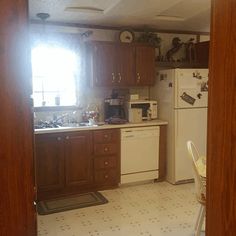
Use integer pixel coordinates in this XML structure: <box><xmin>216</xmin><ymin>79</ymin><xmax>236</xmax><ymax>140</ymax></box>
<box><xmin>126</xmin><ymin>100</ymin><xmax>158</xmax><ymax>120</ymax></box>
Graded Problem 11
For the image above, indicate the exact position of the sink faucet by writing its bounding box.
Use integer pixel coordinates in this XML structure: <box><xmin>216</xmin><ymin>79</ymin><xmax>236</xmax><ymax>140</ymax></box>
<box><xmin>53</xmin><ymin>111</ymin><xmax>77</xmax><ymax>124</ymax></box>
<box><xmin>53</xmin><ymin>113</ymin><xmax>68</xmax><ymax>123</ymax></box>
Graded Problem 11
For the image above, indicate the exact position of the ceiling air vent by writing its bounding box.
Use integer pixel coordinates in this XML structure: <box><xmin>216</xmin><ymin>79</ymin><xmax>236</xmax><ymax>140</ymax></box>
<box><xmin>155</xmin><ymin>15</ymin><xmax>185</xmax><ymax>21</ymax></box>
<box><xmin>65</xmin><ymin>6</ymin><xmax>104</xmax><ymax>14</ymax></box>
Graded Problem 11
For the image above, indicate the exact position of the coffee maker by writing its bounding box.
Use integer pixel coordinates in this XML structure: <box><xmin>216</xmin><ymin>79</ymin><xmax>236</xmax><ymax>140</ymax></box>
<box><xmin>104</xmin><ymin>98</ymin><xmax>125</xmax><ymax>120</ymax></box>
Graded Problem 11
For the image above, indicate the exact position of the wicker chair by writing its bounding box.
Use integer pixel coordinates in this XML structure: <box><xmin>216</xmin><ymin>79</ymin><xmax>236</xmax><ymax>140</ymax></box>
<box><xmin>187</xmin><ymin>141</ymin><xmax>206</xmax><ymax>236</ymax></box>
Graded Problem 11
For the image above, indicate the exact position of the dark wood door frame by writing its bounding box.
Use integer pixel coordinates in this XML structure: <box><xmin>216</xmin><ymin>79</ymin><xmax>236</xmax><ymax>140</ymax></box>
<box><xmin>0</xmin><ymin>0</ymin><xmax>36</xmax><ymax>235</ymax></box>
<box><xmin>206</xmin><ymin>0</ymin><xmax>236</xmax><ymax>235</ymax></box>
<box><xmin>1</xmin><ymin>0</ymin><xmax>236</xmax><ymax>235</ymax></box>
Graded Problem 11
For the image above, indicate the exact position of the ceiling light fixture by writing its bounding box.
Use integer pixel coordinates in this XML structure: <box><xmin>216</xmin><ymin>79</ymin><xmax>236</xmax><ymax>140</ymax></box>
<box><xmin>155</xmin><ymin>15</ymin><xmax>185</xmax><ymax>22</ymax></box>
<box><xmin>65</xmin><ymin>7</ymin><xmax>104</xmax><ymax>14</ymax></box>
<box><xmin>36</xmin><ymin>13</ymin><xmax>50</xmax><ymax>21</ymax></box>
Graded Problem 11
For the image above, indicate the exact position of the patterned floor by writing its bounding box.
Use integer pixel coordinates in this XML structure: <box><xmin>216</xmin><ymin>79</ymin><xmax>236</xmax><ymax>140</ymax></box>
<box><xmin>37</xmin><ymin>182</ymin><xmax>205</xmax><ymax>236</ymax></box>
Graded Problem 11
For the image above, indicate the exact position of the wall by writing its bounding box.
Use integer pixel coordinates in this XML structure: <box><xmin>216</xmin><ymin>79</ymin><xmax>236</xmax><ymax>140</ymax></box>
<box><xmin>31</xmin><ymin>23</ymin><xmax>209</xmax><ymax>123</ymax></box>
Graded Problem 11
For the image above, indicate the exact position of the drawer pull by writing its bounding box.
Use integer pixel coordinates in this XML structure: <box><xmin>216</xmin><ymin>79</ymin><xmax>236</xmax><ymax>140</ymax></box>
<box><xmin>57</xmin><ymin>137</ymin><xmax>62</xmax><ymax>141</ymax></box>
<box><xmin>65</xmin><ymin>136</ymin><xmax>69</xmax><ymax>140</ymax></box>
<box><xmin>104</xmin><ymin>175</ymin><xmax>109</xmax><ymax>179</ymax></box>
<box><xmin>104</xmin><ymin>134</ymin><xmax>108</xmax><ymax>138</ymax></box>
<box><xmin>104</xmin><ymin>161</ymin><xmax>109</xmax><ymax>165</ymax></box>
<box><xmin>104</xmin><ymin>147</ymin><xmax>109</xmax><ymax>152</ymax></box>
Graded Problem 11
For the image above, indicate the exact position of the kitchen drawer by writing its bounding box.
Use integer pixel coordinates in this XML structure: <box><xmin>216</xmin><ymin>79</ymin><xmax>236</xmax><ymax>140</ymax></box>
<box><xmin>94</xmin><ymin>156</ymin><xmax>117</xmax><ymax>170</ymax></box>
<box><xmin>94</xmin><ymin>169</ymin><xmax>118</xmax><ymax>184</ymax></box>
<box><xmin>93</xmin><ymin>130</ymin><xmax>119</xmax><ymax>144</ymax></box>
<box><xmin>94</xmin><ymin>143</ymin><xmax>117</xmax><ymax>156</ymax></box>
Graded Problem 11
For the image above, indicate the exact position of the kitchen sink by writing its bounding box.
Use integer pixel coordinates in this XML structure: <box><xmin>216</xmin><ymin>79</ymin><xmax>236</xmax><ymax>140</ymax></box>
<box><xmin>60</xmin><ymin>123</ymin><xmax>98</xmax><ymax>128</ymax></box>
<box><xmin>34</xmin><ymin>122</ymin><xmax>98</xmax><ymax>129</ymax></box>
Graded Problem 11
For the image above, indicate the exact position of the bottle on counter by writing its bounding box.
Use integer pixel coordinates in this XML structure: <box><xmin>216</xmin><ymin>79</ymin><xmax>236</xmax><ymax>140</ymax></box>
<box><xmin>147</xmin><ymin>108</ymin><xmax>152</xmax><ymax>121</ymax></box>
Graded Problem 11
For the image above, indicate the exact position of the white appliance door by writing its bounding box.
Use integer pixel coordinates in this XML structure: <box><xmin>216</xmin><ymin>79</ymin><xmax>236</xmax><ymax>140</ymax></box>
<box><xmin>121</xmin><ymin>127</ymin><xmax>159</xmax><ymax>174</ymax></box>
<box><xmin>175</xmin><ymin>69</ymin><xmax>208</xmax><ymax>109</ymax></box>
<box><xmin>174</xmin><ymin>107</ymin><xmax>207</xmax><ymax>182</ymax></box>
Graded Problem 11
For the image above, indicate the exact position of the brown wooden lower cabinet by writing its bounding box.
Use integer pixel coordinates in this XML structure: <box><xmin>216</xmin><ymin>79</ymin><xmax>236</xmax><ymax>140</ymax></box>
<box><xmin>35</xmin><ymin>133</ymin><xmax>65</xmax><ymax>193</ymax></box>
<box><xmin>64</xmin><ymin>131</ymin><xmax>93</xmax><ymax>187</ymax></box>
<box><xmin>93</xmin><ymin>129</ymin><xmax>120</xmax><ymax>188</ymax></box>
<box><xmin>35</xmin><ymin>129</ymin><xmax>120</xmax><ymax>200</ymax></box>
<box><xmin>94</xmin><ymin>169</ymin><xmax>118</xmax><ymax>185</ymax></box>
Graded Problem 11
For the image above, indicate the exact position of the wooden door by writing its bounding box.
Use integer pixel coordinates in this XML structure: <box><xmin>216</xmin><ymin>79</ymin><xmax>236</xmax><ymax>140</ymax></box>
<box><xmin>92</xmin><ymin>42</ymin><xmax>117</xmax><ymax>86</ymax></box>
<box><xmin>65</xmin><ymin>131</ymin><xmax>93</xmax><ymax>187</ymax></box>
<box><xmin>0</xmin><ymin>0</ymin><xmax>36</xmax><ymax>235</ymax></box>
<box><xmin>135</xmin><ymin>45</ymin><xmax>155</xmax><ymax>86</ymax></box>
<box><xmin>35</xmin><ymin>134</ymin><xmax>65</xmax><ymax>192</ymax></box>
<box><xmin>206</xmin><ymin>0</ymin><xmax>236</xmax><ymax>235</ymax></box>
<box><xmin>117</xmin><ymin>44</ymin><xmax>135</xmax><ymax>86</ymax></box>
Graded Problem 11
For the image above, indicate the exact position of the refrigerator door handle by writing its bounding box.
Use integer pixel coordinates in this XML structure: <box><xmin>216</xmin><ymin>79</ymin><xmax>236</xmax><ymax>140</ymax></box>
<box><xmin>175</xmin><ymin>110</ymin><xmax>178</xmax><ymax>141</ymax></box>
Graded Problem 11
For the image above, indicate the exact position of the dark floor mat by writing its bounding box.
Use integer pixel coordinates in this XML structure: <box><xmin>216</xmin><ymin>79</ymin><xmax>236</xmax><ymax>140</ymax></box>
<box><xmin>37</xmin><ymin>192</ymin><xmax>108</xmax><ymax>215</ymax></box>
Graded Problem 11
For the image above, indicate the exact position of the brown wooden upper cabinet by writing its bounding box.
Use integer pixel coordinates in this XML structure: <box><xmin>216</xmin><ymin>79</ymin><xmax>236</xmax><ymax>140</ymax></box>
<box><xmin>88</xmin><ymin>42</ymin><xmax>155</xmax><ymax>87</ymax></box>
<box><xmin>195</xmin><ymin>41</ymin><xmax>210</xmax><ymax>67</ymax></box>
<box><xmin>135</xmin><ymin>44</ymin><xmax>155</xmax><ymax>86</ymax></box>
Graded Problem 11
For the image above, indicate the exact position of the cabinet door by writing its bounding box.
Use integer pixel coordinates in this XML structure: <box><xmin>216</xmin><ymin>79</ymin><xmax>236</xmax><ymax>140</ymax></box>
<box><xmin>64</xmin><ymin>131</ymin><xmax>93</xmax><ymax>187</ymax></box>
<box><xmin>117</xmin><ymin>44</ymin><xmax>135</xmax><ymax>86</ymax></box>
<box><xmin>135</xmin><ymin>45</ymin><xmax>155</xmax><ymax>86</ymax></box>
<box><xmin>92</xmin><ymin>43</ymin><xmax>117</xmax><ymax>86</ymax></box>
<box><xmin>195</xmin><ymin>41</ymin><xmax>209</xmax><ymax>67</ymax></box>
<box><xmin>35</xmin><ymin>134</ymin><xmax>65</xmax><ymax>192</ymax></box>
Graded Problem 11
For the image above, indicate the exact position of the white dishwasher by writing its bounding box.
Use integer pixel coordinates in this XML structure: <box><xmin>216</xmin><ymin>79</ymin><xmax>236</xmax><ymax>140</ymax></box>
<box><xmin>121</xmin><ymin>126</ymin><xmax>160</xmax><ymax>184</ymax></box>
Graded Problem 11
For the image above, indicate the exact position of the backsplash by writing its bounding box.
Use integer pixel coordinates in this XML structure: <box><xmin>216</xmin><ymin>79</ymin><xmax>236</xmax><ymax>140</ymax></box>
<box><xmin>34</xmin><ymin>86</ymin><xmax>150</xmax><ymax>124</ymax></box>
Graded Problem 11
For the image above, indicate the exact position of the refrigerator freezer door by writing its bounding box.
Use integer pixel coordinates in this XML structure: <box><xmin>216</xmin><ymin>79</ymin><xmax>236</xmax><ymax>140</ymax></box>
<box><xmin>175</xmin><ymin>69</ymin><xmax>208</xmax><ymax>109</ymax></box>
<box><xmin>174</xmin><ymin>107</ymin><xmax>207</xmax><ymax>183</ymax></box>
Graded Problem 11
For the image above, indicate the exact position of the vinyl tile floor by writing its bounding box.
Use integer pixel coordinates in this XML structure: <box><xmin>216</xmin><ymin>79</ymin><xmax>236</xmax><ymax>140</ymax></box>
<box><xmin>37</xmin><ymin>182</ymin><xmax>205</xmax><ymax>236</ymax></box>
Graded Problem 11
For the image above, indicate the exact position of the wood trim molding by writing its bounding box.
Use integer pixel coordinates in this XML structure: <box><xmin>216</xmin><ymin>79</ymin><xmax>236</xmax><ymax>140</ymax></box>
<box><xmin>158</xmin><ymin>125</ymin><xmax>167</xmax><ymax>180</ymax></box>
<box><xmin>30</xmin><ymin>19</ymin><xmax>210</xmax><ymax>35</ymax></box>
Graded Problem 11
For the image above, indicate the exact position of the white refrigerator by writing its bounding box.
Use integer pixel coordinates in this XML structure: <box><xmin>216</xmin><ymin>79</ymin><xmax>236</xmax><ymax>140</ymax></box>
<box><xmin>150</xmin><ymin>68</ymin><xmax>208</xmax><ymax>184</ymax></box>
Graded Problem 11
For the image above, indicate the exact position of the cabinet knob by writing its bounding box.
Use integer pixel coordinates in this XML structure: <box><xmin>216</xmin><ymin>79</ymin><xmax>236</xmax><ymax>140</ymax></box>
<box><xmin>118</xmin><ymin>73</ymin><xmax>122</xmax><ymax>83</ymax></box>
<box><xmin>111</xmin><ymin>73</ymin><xmax>115</xmax><ymax>83</ymax></box>
<box><xmin>104</xmin><ymin>161</ymin><xmax>109</xmax><ymax>165</ymax></box>
<box><xmin>137</xmin><ymin>72</ymin><xmax>141</xmax><ymax>83</ymax></box>
<box><xmin>104</xmin><ymin>175</ymin><xmax>109</xmax><ymax>179</ymax></box>
<box><xmin>104</xmin><ymin>147</ymin><xmax>109</xmax><ymax>152</ymax></box>
<box><xmin>57</xmin><ymin>137</ymin><xmax>62</xmax><ymax>141</ymax></box>
<box><xmin>65</xmin><ymin>136</ymin><xmax>70</xmax><ymax>140</ymax></box>
<box><xmin>104</xmin><ymin>134</ymin><xmax>108</xmax><ymax>138</ymax></box>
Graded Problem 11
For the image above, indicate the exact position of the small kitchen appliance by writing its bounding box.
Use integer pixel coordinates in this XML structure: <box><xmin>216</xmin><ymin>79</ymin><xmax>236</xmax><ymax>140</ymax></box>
<box><xmin>126</xmin><ymin>100</ymin><xmax>158</xmax><ymax>120</ymax></box>
<box><xmin>104</xmin><ymin>98</ymin><xmax>126</xmax><ymax>120</ymax></box>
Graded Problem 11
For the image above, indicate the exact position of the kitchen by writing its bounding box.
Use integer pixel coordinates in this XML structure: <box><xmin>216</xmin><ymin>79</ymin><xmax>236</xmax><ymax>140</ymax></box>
<box><xmin>31</xmin><ymin>0</ymin><xmax>210</xmax><ymax>235</ymax></box>
<box><xmin>3</xmin><ymin>0</ymin><xmax>234</xmax><ymax>235</ymax></box>
<box><xmin>30</xmin><ymin>1</ymin><xmax>210</xmax><ymax>235</ymax></box>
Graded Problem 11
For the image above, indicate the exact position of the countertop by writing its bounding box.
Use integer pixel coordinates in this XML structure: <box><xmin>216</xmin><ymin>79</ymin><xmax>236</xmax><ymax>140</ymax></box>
<box><xmin>34</xmin><ymin>120</ymin><xmax>168</xmax><ymax>134</ymax></box>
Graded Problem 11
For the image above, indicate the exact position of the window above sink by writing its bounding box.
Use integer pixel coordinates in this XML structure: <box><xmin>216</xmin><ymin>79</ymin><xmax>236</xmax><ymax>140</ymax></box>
<box><xmin>31</xmin><ymin>33</ymin><xmax>83</xmax><ymax>108</ymax></box>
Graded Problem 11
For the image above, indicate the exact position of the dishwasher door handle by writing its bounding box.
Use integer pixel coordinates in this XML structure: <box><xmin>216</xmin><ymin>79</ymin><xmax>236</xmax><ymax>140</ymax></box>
<box><xmin>123</xmin><ymin>135</ymin><xmax>135</xmax><ymax>138</ymax></box>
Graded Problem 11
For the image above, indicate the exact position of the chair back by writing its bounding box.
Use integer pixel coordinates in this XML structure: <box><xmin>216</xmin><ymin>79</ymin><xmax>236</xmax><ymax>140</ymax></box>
<box><xmin>187</xmin><ymin>141</ymin><xmax>206</xmax><ymax>204</ymax></box>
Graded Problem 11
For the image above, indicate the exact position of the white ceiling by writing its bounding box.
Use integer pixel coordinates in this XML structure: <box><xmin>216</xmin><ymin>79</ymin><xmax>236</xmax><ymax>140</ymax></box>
<box><xmin>29</xmin><ymin>0</ymin><xmax>211</xmax><ymax>32</ymax></box>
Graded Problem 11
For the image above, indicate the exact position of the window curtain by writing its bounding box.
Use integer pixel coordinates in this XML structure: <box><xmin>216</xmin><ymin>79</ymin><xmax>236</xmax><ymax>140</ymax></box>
<box><xmin>30</xmin><ymin>32</ymin><xmax>87</xmax><ymax>107</ymax></box>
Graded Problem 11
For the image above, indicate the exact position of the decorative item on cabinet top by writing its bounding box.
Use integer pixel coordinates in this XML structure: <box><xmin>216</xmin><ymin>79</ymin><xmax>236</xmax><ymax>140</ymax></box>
<box><xmin>156</xmin><ymin>37</ymin><xmax>209</xmax><ymax>69</ymax></box>
<box><xmin>119</xmin><ymin>29</ymin><xmax>135</xmax><ymax>43</ymax></box>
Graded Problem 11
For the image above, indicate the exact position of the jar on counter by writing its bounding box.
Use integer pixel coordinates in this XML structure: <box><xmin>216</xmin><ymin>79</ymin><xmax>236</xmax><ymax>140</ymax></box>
<box><xmin>82</xmin><ymin>103</ymin><xmax>99</xmax><ymax>123</ymax></box>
